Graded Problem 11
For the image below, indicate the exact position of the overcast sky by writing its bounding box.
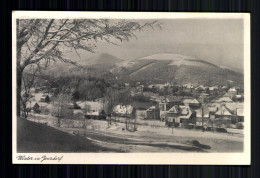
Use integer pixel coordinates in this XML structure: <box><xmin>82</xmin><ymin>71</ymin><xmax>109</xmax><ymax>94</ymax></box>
<box><xmin>72</xmin><ymin>19</ymin><xmax>244</xmax><ymax>70</ymax></box>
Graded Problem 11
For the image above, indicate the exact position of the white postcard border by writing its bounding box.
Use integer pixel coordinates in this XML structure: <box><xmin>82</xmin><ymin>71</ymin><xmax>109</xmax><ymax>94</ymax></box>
<box><xmin>12</xmin><ymin>11</ymin><xmax>251</xmax><ymax>165</ymax></box>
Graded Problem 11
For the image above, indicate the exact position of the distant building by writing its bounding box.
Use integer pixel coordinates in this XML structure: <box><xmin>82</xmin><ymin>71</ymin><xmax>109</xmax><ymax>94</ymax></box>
<box><xmin>195</xmin><ymin>107</ymin><xmax>210</xmax><ymax>126</ymax></box>
<box><xmin>154</xmin><ymin>84</ymin><xmax>165</xmax><ymax>90</ymax></box>
<box><xmin>208</xmin><ymin>86</ymin><xmax>218</xmax><ymax>95</ymax></box>
<box><xmin>145</xmin><ymin>106</ymin><xmax>160</xmax><ymax>120</ymax></box>
<box><xmin>77</xmin><ymin>101</ymin><xmax>103</xmax><ymax>112</ymax></box>
<box><xmin>182</xmin><ymin>98</ymin><xmax>200</xmax><ymax>108</ymax></box>
<box><xmin>136</xmin><ymin>85</ymin><xmax>144</xmax><ymax>92</ymax></box>
<box><xmin>113</xmin><ymin>105</ymin><xmax>135</xmax><ymax>117</ymax></box>
<box><xmin>159</xmin><ymin>96</ymin><xmax>182</xmax><ymax>121</ymax></box>
<box><xmin>228</xmin><ymin>87</ymin><xmax>237</xmax><ymax>98</ymax></box>
<box><xmin>214</xmin><ymin>96</ymin><xmax>234</xmax><ymax>103</ymax></box>
<box><xmin>225</xmin><ymin>102</ymin><xmax>244</xmax><ymax>122</ymax></box>
<box><xmin>182</xmin><ymin>83</ymin><xmax>195</xmax><ymax>93</ymax></box>
<box><xmin>85</xmin><ymin>110</ymin><xmax>106</xmax><ymax>120</ymax></box>
<box><xmin>165</xmin><ymin>105</ymin><xmax>193</xmax><ymax>126</ymax></box>
<box><xmin>40</xmin><ymin>95</ymin><xmax>51</xmax><ymax>103</ymax></box>
<box><xmin>195</xmin><ymin>85</ymin><xmax>208</xmax><ymax>93</ymax></box>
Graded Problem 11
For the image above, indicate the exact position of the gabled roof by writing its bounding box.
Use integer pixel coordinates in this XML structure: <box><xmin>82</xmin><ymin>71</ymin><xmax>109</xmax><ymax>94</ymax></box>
<box><xmin>183</xmin><ymin>83</ymin><xmax>193</xmax><ymax>88</ymax></box>
<box><xmin>182</xmin><ymin>98</ymin><xmax>200</xmax><ymax>104</ymax></box>
<box><xmin>228</xmin><ymin>87</ymin><xmax>237</xmax><ymax>92</ymax></box>
<box><xmin>163</xmin><ymin>96</ymin><xmax>182</xmax><ymax>103</ymax></box>
<box><xmin>235</xmin><ymin>95</ymin><xmax>242</xmax><ymax>98</ymax></box>
<box><xmin>113</xmin><ymin>105</ymin><xmax>134</xmax><ymax>115</ymax></box>
<box><xmin>168</xmin><ymin>105</ymin><xmax>180</xmax><ymax>113</ymax></box>
<box><xmin>77</xmin><ymin>101</ymin><xmax>103</xmax><ymax>111</ymax></box>
<box><xmin>86</xmin><ymin>111</ymin><xmax>99</xmax><ymax>116</ymax></box>
<box><xmin>215</xmin><ymin>105</ymin><xmax>232</xmax><ymax>116</ymax></box>
<box><xmin>225</xmin><ymin>103</ymin><xmax>244</xmax><ymax>114</ymax></box>
<box><xmin>146</xmin><ymin>106</ymin><xmax>156</xmax><ymax>111</ymax></box>
<box><xmin>214</xmin><ymin>97</ymin><xmax>233</xmax><ymax>103</ymax></box>
<box><xmin>209</xmin><ymin>87</ymin><xmax>218</xmax><ymax>91</ymax></box>
<box><xmin>179</xmin><ymin>105</ymin><xmax>192</xmax><ymax>119</ymax></box>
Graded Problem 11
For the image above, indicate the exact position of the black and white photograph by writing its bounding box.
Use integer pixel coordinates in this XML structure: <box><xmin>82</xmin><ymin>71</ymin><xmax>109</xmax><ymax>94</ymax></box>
<box><xmin>12</xmin><ymin>12</ymin><xmax>250</xmax><ymax>164</ymax></box>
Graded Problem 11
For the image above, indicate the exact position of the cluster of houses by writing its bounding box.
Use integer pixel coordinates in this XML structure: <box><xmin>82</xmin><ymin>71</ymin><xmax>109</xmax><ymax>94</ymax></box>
<box><xmin>27</xmin><ymin>80</ymin><xmax>244</xmax><ymax>130</ymax></box>
<box><xmin>66</xmin><ymin>92</ymin><xmax>244</xmax><ymax>130</ymax></box>
<box><xmin>27</xmin><ymin>94</ymin><xmax>51</xmax><ymax>113</ymax></box>
<box><xmin>155</xmin><ymin>95</ymin><xmax>244</xmax><ymax>128</ymax></box>
<box><xmin>133</xmin><ymin>81</ymin><xmax>243</xmax><ymax>100</ymax></box>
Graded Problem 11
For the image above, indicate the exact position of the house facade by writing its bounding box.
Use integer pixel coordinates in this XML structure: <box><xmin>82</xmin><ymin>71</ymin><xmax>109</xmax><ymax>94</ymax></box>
<box><xmin>145</xmin><ymin>106</ymin><xmax>160</xmax><ymax>120</ymax></box>
<box><xmin>158</xmin><ymin>96</ymin><xmax>182</xmax><ymax>121</ymax></box>
<box><xmin>113</xmin><ymin>105</ymin><xmax>136</xmax><ymax>118</ymax></box>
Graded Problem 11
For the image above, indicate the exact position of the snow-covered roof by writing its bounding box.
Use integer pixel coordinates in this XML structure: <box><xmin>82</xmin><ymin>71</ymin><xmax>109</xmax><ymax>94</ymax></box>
<box><xmin>146</xmin><ymin>106</ymin><xmax>156</xmax><ymax>111</ymax></box>
<box><xmin>214</xmin><ymin>97</ymin><xmax>233</xmax><ymax>103</ymax></box>
<box><xmin>209</xmin><ymin>87</ymin><xmax>218</xmax><ymax>91</ymax></box>
<box><xmin>179</xmin><ymin>105</ymin><xmax>192</xmax><ymax>119</ymax></box>
<box><xmin>225</xmin><ymin>103</ymin><xmax>244</xmax><ymax>113</ymax></box>
<box><xmin>77</xmin><ymin>101</ymin><xmax>103</xmax><ymax>111</ymax></box>
<box><xmin>86</xmin><ymin>111</ymin><xmax>99</xmax><ymax>116</ymax></box>
<box><xmin>215</xmin><ymin>105</ymin><xmax>232</xmax><ymax>116</ymax></box>
<box><xmin>182</xmin><ymin>98</ymin><xmax>200</xmax><ymax>104</ymax></box>
<box><xmin>235</xmin><ymin>95</ymin><xmax>242</xmax><ymax>98</ymax></box>
<box><xmin>228</xmin><ymin>87</ymin><xmax>237</xmax><ymax>92</ymax></box>
<box><xmin>113</xmin><ymin>105</ymin><xmax>134</xmax><ymax>115</ymax></box>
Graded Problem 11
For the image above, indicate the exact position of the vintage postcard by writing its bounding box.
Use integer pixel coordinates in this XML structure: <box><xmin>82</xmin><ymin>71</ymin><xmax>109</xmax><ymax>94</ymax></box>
<box><xmin>12</xmin><ymin>12</ymin><xmax>250</xmax><ymax>164</ymax></box>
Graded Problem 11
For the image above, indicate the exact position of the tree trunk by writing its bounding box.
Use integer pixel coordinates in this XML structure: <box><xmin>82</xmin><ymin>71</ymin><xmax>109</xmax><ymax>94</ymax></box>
<box><xmin>17</xmin><ymin>68</ymin><xmax>23</xmax><ymax>117</ymax></box>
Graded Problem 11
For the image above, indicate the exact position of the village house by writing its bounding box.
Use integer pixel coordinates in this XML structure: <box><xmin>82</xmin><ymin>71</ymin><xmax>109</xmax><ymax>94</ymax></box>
<box><xmin>224</xmin><ymin>102</ymin><xmax>244</xmax><ymax>123</ymax></box>
<box><xmin>197</xmin><ymin>93</ymin><xmax>209</xmax><ymax>103</ymax></box>
<box><xmin>195</xmin><ymin>85</ymin><xmax>208</xmax><ymax>93</ymax></box>
<box><xmin>85</xmin><ymin>110</ymin><xmax>106</xmax><ymax>120</ymax></box>
<box><xmin>26</xmin><ymin>101</ymin><xmax>41</xmax><ymax>113</ymax></box>
<box><xmin>77</xmin><ymin>101</ymin><xmax>104</xmax><ymax>112</ymax></box>
<box><xmin>181</xmin><ymin>98</ymin><xmax>201</xmax><ymax>108</ymax></box>
<box><xmin>145</xmin><ymin>106</ymin><xmax>160</xmax><ymax>120</ymax></box>
<box><xmin>147</xmin><ymin>84</ymin><xmax>155</xmax><ymax>89</ymax></box>
<box><xmin>76</xmin><ymin>101</ymin><xmax>106</xmax><ymax>119</ymax></box>
<box><xmin>40</xmin><ymin>94</ymin><xmax>51</xmax><ymax>103</ymax></box>
<box><xmin>154</xmin><ymin>84</ymin><xmax>165</xmax><ymax>90</ymax></box>
<box><xmin>113</xmin><ymin>105</ymin><xmax>136</xmax><ymax>118</ymax></box>
<box><xmin>165</xmin><ymin>105</ymin><xmax>193</xmax><ymax>126</ymax></box>
<box><xmin>213</xmin><ymin>104</ymin><xmax>233</xmax><ymax>126</ymax></box>
<box><xmin>171</xmin><ymin>85</ymin><xmax>181</xmax><ymax>93</ymax></box>
<box><xmin>221</xmin><ymin>85</ymin><xmax>228</xmax><ymax>91</ymax></box>
<box><xmin>227</xmin><ymin>87</ymin><xmax>237</xmax><ymax>98</ymax></box>
<box><xmin>208</xmin><ymin>86</ymin><xmax>218</xmax><ymax>95</ymax></box>
<box><xmin>182</xmin><ymin>83</ymin><xmax>195</xmax><ymax>93</ymax></box>
<box><xmin>194</xmin><ymin>107</ymin><xmax>209</xmax><ymax>126</ymax></box>
<box><xmin>32</xmin><ymin>102</ymin><xmax>40</xmax><ymax>112</ymax></box>
<box><xmin>159</xmin><ymin>96</ymin><xmax>182</xmax><ymax>121</ymax></box>
<box><xmin>69</xmin><ymin>102</ymin><xmax>81</xmax><ymax>109</ymax></box>
<box><xmin>136</xmin><ymin>85</ymin><xmax>144</xmax><ymax>92</ymax></box>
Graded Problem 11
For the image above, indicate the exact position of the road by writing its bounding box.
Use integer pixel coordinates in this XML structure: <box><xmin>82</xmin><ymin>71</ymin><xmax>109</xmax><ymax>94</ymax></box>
<box><xmin>58</xmin><ymin>123</ymin><xmax>244</xmax><ymax>153</ymax></box>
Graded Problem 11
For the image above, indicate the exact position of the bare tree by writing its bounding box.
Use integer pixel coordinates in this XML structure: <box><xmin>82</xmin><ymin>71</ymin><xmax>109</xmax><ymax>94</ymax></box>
<box><xmin>16</xmin><ymin>19</ymin><xmax>158</xmax><ymax>117</ymax></box>
<box><xmin>20</xmin><ymin>65</ymin><xmax>39</xmax><ymax>118</ymax></box>
<box><xmin>51</xmin><ymin>91</ymin><xmax>73</xmax><ymax>127</ymax></box>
